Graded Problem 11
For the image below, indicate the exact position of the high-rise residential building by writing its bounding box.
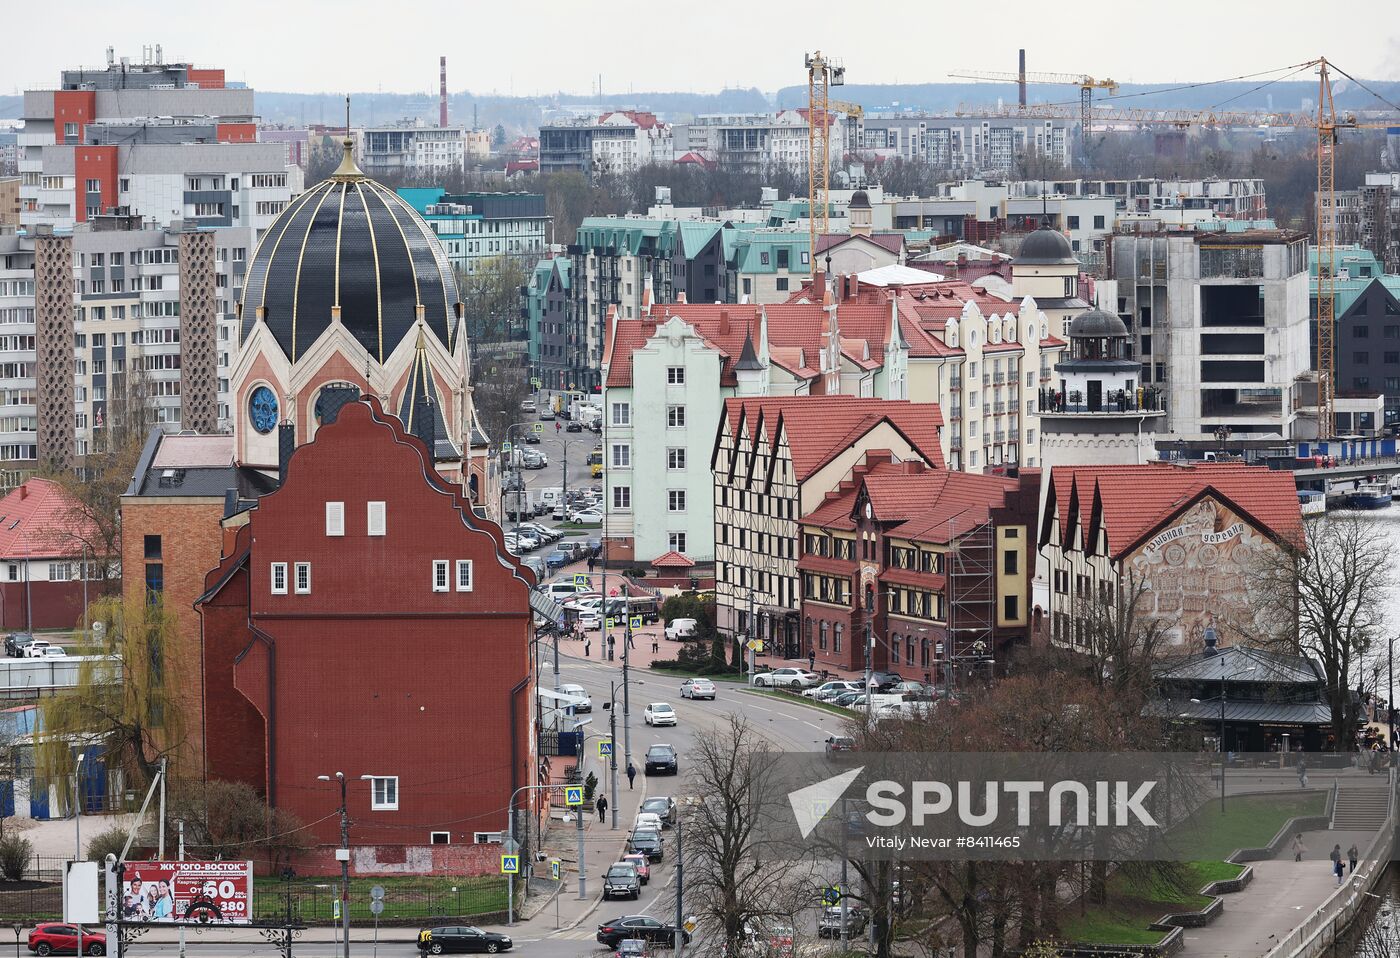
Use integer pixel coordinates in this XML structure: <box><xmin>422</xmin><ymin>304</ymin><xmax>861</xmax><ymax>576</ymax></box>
<box><xmin>0</xmin><ymin>216</ymin><xmax>249</xmax><ymax>484</ymax></box>
<box><xmin>1360</xmin><ymin>172</ymin><xmax>1400</xmax><ymax>274</ymax></box>
<box><xmin>396</xmin><ymin>188</ymin><xmax>548</xmax><ymax>275</ymax></box>
<box><xmin>539</xmin><ymin>112</ymin><xmax>673</xmax><ymax>175</ymax></box>
<box><xmin>360</xmin><ymin>121</ymin><xmax>479</xmax><ymax>178</ymax></box>
<box><xmin>675</xmin><ymin>111</ymin><xmax>847</xmax><ymax>174</ymax></box>
<box><xmin>1102</xmin><ymin>225</ymin><xmax>1311</xmax><ymax>439</ymax></box>
<box><xmin>852</xmin><ymin>113</ymin><xmax>1072</xmax><ymax>173</ymax></box>
<box><xmin>17</xmin><ymin>50</ymin><xmax>302</xmax><ymax>231</ymax></box>
<box><xmin>0</xmin><ymin>178</ymin><xmax>18</xmax><ymax>229</ymax></box>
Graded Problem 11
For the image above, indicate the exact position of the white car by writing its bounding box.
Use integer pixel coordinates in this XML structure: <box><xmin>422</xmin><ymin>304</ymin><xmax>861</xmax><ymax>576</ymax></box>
<box><xmin>752</xmin><ymin>668</ymin><xmax>821</xmax><ymax>690</ymax></box>
<box><xmin>643</xmin><ymin>702</ymin><xmax>677</xmax><ymax>727</ymax></box>
<box><xmin>24</xmin><ymin>641</ymin><xmax>51</xmax><ymax>658</ymax></box>
<box><xmin>557</xmin><ymin>683</ymin><xmax>591</xmax><ymax>713</ymax></box>
<box><xmin>578</xmin><ymin>610</ymin><xmax>603</xmax><ymax>631</ymax></box>
<box><xmin>665</xmin><ymin>618</ymin><xmax>698</xmax><ymax>641</ymax></box>
<box><xmin>807</xmin><ymin>680</ymin><xmax>861</xmax><ymax>701</ymax></box>
<box><xmin>40</xmin><ymin>646</ymin><xmax>67</xmax><ymax>658</ymax></box>
<box><xmin>542</xmin><ymin>582</ymin><xmax>586</xmax><ymax>600</ymax></box>
<box><xmin>634</xmin><ymin>812</ymin><xmax>665</xmax><ymax>833</ymax></box>
<box><xmin>680</xmin><ymin>677</ymin><xmax>716</xmax><ymax>700</ymax></box>
<box><xmin>570</xmin><ymin>509</ymin><xmax>603</xmax><ymax>524</ymax></box>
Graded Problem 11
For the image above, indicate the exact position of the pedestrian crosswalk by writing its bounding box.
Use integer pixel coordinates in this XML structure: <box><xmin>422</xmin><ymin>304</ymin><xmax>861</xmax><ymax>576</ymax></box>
<box><xmin>550</xmin><ymin>927</ymin><xmax>599</xmax><ymax>941</ymax></box>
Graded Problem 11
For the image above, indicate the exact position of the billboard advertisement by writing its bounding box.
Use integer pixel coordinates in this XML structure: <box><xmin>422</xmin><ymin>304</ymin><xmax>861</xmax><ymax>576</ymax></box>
<box><xmin>120</xmin><ymin>861</ymin><xmax>253</xmax><ymax>924</ymax></box>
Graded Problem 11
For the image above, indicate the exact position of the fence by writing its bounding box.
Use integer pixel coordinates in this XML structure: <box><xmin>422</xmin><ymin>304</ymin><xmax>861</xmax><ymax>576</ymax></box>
<box><xmin>0</xmin><ymin>872</ymin><xmax>507</xmax><ymax>926</ymax></box>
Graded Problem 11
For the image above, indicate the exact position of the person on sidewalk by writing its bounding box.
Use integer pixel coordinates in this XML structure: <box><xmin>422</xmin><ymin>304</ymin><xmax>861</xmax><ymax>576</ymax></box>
<box><xmin>651</xmin><ymin>637</ymin><xmax>659</xmax><ymax>654</ymax></box>
<box><xmin>1348</xmin><ymin>843</ymin><xmax>1359</xmax><ymax>873</ymax></box>
<box><xmin>1291</xmin><ymin>833</ymin><xmax>1307</xmax><ymax>862</ymax></box>
<box><xmin>1330</xmin><ymin>843</ymin><xmax>1342</xmax><ymax>881</ymax></box>
<box><xmin>607</xmin><ymin>634</ymin><xmax>616</xmax><ymax>661</ymax></box>
<box><xmin>1297</xmin><ymin>758</ymin><xmax>1309</xmax><ymax>789</ymax></box>
<box><xmin>628</xmin><ymin>632</ymin><xmax>635</xmax><ymax>650</ymax></box>
<box><xmin>1334</xmin><ymin>858</ymin><xmax>1346</xmax><ymax>886</ymax></box>
<box><xmin>596</xmin><ymin>795</ymin><xmax>608</xmax><ymax>822</ymax></box>
<box><xmin>808</xmin><ymin>650</ymin><xmax>816</xmax><ymax>673</ymax></box>
<box><xmin>626</xmin><ymin>762</ymin><xmax>636</xmax><ymax>789</ymax></box>
<box><xmin>584</xmin><ymin>639</ymin><xmax>591</xmax><ymax>658</ymax></box>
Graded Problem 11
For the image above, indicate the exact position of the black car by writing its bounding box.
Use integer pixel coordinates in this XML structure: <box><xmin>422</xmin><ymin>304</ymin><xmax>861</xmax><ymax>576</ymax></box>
<box><xmin>417</xmin><ymin>926</ymin><xmax>513</xmax><ymax>954</ymax></box>
<box><xmin>628</xmin><ymin>829</ymin><xmax>664</xmax><ymax>862</ymax></box>
<box><xmin>644</xmin><ymin>744</ymin><xmax>678</xmax><ymax>775</ymax></box>
<box><xmin>5</xmin><ymin>633</ymin><xmax>34</xmax><ymax>657</ymax></box>
<box><xmin>524</xmin><ymin>432</ymin><xmax>541</xmax><ymax>445</ymax></box>
<box><xmin>597</xmin><ymin>917</ymin><xmax>690</xmax><ymax>949</ymax></box>
<box><xmin>603</xmin><ymin>862</ymin><xmax>642</xmax><ymax>900</ymax></box>
<box><xmin>868</xmin><ymin>671</ymin><xmax>904</xmax><ymax>691</ymax></box>
<box><xmin>640</xmin><ymin>796</ymin><xmax>676</xmax><ymax>827</ymax></box>
<box><xmin>566</xmin><ymin>421</ymin><xmax>584</xmax><ymax>433</ymax></box>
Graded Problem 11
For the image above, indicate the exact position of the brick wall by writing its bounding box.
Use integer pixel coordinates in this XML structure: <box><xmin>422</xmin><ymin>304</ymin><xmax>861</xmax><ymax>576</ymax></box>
<box><xmin>295</xmin><ymin>842</ymin><xmax>499</xmax><ymax>877</ymax></box>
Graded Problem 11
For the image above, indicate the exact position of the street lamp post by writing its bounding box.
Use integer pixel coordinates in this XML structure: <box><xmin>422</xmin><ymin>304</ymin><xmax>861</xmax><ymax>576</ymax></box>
<box><xmin>503</xmin><ymin>782</ymin><xmax>576</xmax><ymax>925</ymax></box>
<box><xmin>1210</xmin><ymin>655</ymin><xmax>1257</xmax><ymax>812</ymax></box>
<box><xmin>603</xmin><ymin>682</ymin><xmax>620</xmax><ymax>830</ymax></box>
<box><xmin>316</xmin><ymin>772</ymin><xmax>351</xmax><ymax>958</ymax></box>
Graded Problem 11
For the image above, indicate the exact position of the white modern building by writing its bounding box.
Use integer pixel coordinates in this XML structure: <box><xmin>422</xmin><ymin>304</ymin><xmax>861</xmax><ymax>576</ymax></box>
<box><xmin>539</xmin><ymin>112</ymin><xmax>674</xmax><ymax>176</ymax></box>
<box><xmin>361</xmin><ymin>121</ymin><xmax>482</xmax><ymax>177</ymax></box>
<box><xmin>675</xmin><ymin>111</ymin><xmax>850</xmax><ymax>174</ymax></box>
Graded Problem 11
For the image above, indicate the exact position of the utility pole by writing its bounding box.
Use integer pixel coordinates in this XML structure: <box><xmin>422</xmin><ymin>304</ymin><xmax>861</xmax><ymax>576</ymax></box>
<box><xmin>575</xmin><ymin>763</ymin><xmax>586</xmax><ymax>900</ymax></box>
<box><xmin>317</xmin><ymin>772</ymin><xmax>351</xmax><ymax>958</ymax></box>
<box><xmin>609</xmin><ymin>681</ymin><xmax>619</xmax><ymax>830</ymax></box>
<box><xmin>622</xmin><ymin>603</ymin><xmax>632</xmax><ymax>776</ymax></box>
<box><xmin>157</xmin><ymin>758</ymin><xmax>167</xmax><ymax>858</ymax></box>
<box><xmin>74</xmin><ymin>752</ymin><xmax>85</xmax><ymax>958</ymax></box>
<box><xmin>177</xmin><ymin>820</ymin><xmax>186</xmax><ymax>958</ymax></box>
<box><xmin>673</xmin><ymin>812</ymin><xmax>686</xmax><ymax>956</ymax></box>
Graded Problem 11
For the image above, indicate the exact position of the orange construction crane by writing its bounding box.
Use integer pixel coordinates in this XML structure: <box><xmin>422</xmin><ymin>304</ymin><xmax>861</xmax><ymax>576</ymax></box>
<box><xmin>958</xmin><ymin>57</ymin><xmax>1398</xmax><ymax>437</ymax></box>
<box><xmin>805</xmin><ymin>51</ymin><xmax>848</xmax><ymax>275</ymax></box>
<box><xmin>949</xmin><ymin>69</ymin><xmax>1119</xmax><ymax>158</ymax></box>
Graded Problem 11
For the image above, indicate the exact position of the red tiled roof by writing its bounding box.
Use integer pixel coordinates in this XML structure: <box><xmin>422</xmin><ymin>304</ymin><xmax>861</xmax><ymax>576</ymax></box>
<box><xmin>722</xmin><ymin>396</ymin><xmax>945</xmax><ymax>483</ymax></box>
<box><xmin>768</xmin><ymin>346</ymin><xmax>819</xmax><ymax>380</ymax></box>
<box><xmin>1048</xmin><ymin>462</ymin><xmax>1305</xmax><ymax>559</ymax></box>
<box><xmin>651</xmin><ymin>550</ymin><xmax>695</xmax><ymax>568</ymax></box>
<box><xmin>0</xmin><ymin>478</ymin><xmax>103</xmax><ymax>559</ymax></box>
<box><xmin>797</xmin><ymin>554</ymin><xmax>856</xmax><ymax>576</ymax></box>
<box><xmin>605</xmin><ymin>304</ymin><xmax>762</xmax><ymax>388</ymax></box>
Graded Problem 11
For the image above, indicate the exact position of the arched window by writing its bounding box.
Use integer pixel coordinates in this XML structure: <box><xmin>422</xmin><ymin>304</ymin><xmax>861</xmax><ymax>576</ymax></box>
<box><xmin>819</xmin><ymin>621</ymin><xmax>829</xmax><ymax>651</ymax></box>
<box><xmin>891</xmin><ymin>632</ymin><xmax>901</xmax><ymax>665</ymax></box>
<box><xmin>834</xmin><ymin>622</ymin><xmax>844</xmax><ymax>653</ymax></box>
<box><xmin>805</xmin><ymin>616</ymin><xmax>814</xmax><ymax>653</ymax></box>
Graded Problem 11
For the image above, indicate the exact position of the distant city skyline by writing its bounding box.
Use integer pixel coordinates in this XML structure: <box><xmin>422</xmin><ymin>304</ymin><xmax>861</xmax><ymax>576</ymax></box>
<box><xmin>3</xmin><ymin>0</ymin><xmax>1397</xmax><ymax>99</ymax></box>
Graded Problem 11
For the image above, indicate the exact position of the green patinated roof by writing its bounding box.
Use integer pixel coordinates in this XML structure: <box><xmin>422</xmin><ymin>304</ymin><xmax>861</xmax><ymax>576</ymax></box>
<box><xmin>729</xmin><ymin>231</ymin><xmax>810</xmax><ymax>274</ymax></box>
<box><xmin>575</xmin><ymin>217</ymin><xmax>677</xmax><ymax>257</ymax></box>
<box><xmin>1309</xmin><ymin>245</ymin><xmax>1400</xmax><ymax>316</ymax></box>
<box><xmin>677</xmin><ymin>221</ymin><xmax>723</xmax><ymax>257</ymax></box>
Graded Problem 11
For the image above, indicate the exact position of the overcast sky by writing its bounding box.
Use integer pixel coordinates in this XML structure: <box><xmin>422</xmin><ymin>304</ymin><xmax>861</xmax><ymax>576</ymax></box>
<box><xmin>5</xmin><ymin>0</ymin><xmax>1398</xmax><ymax>97</ymax></box>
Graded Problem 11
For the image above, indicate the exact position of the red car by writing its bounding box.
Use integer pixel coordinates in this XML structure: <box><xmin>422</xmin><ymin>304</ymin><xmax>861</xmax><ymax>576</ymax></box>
<box><xmin>28</xmin><ymin>925</ymin><xmax>106</xmax><ymax>957</ymax></box>
<box><xmin>621</xmin><ymin>853</ymin><xmax>651</xmax><ymax>884</ymax></box>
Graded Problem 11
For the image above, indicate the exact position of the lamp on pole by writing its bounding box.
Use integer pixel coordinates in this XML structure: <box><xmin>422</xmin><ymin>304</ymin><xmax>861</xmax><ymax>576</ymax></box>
<box><xmin>602</xmin><ymin>681</ymin><xmax>621</xmax><ymax>830</ymax></box>
<box><xmin>1208</xmin><ymin>649</ymin><xmax>1256</xmax><ymax>812</ymax></box>
<box><xmin>316</xmin><ymin>772</ymin><xmax>351</xmax><ymax>958</ymax></box>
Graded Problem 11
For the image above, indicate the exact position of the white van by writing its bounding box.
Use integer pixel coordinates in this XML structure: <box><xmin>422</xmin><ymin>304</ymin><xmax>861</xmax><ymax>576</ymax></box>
<box><xmin>543</xmin><ymin>581</ymin><xmax>586</xmax><ymax>601</ymax></box>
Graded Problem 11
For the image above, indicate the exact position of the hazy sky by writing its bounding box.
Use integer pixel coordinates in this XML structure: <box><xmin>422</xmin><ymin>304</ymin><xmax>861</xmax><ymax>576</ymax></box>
<box><xmin>5</xmin><ymin>0</ymin><xmax>1398</xmax><ymax>97</ymax></box>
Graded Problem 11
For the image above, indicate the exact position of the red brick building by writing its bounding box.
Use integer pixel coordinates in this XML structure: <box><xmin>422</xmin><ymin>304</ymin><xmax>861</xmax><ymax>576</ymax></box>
<box><xmin>798</xmin><ymin>458</ymin><xmax>1038</xmax><ymax>679</ymax></box>
<box><xmin>195</xmin><ymin>397</ymin><xmax>536</xmax><ymax>855</ymax></box>
<box><xmin>0</xmin><ymin>478</ymin><xmax>107</xmax><ymax>632</ymax></box>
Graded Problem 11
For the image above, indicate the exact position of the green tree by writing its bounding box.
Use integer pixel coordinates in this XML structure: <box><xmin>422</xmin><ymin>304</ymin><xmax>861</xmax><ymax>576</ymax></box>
<box><xmin>38</xmin><ymin>593</ymin><xmax>187</xmax><ymax>797</ymax></box>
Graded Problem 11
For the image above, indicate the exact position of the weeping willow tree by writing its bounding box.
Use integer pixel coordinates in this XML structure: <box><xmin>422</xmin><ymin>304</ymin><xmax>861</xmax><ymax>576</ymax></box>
<box><xmin>37</xmin><ymin>592</ymin><xmax>187</xmax><ymax>812</ymax></box>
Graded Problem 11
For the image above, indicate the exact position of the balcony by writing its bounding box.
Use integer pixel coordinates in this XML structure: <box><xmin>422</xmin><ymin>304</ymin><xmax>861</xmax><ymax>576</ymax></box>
<box><xmin>982</xmin><ymin>374</ymin><xmax>991</xmax><ymax>387</ymax></box>
<box><xmin>950</xmin><ymin>437</ymin><xmax>963</xmax><ymax>451</ymax></box>
<box><xmin>949</xmin><ymin>409</ymin><xmax>962</xmax><ymax>421</ymax></box>
<box><xmin>993</xmin><ymin>402</ymin><xmax>1005</xmax><ymax>414</ymax></box>
<box><xmin>949</xmin><ymin>376</ymin><xmax>962</xmax><ymax>390</ymax></box>
<box><xmin>1039</xmin><ymin>386</ymin><xmax>1166</xmax><ymax>416</ymax></box>
<box><xmin>993</xmin><ymin>372</ymin><xmax>1006</xmax><ymax>384</ymax></box>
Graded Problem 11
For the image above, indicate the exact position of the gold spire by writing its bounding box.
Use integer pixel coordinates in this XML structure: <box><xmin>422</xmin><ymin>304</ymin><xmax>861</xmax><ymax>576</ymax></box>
<box><xmin>331</xmin><ymin>94</ymin><xmax>364</xmax><ymax>181</ymax></box>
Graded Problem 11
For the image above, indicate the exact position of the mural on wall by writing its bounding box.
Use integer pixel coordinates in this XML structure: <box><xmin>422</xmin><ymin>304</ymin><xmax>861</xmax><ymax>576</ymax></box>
<box><xmin>1126</xmin><ymin>496</ymin><xmax>1276</xmax><ymax>647</ymax></box>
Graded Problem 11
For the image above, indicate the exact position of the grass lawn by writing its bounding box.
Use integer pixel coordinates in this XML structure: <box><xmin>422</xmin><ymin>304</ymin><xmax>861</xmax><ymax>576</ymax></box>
<box><xmin>1065</xmin><ymin>792</ymin><xmax>1321</xmax><ymax>946</ymax></box>
<box><xmin>251</xmin><ymin>875</ymin><xmax>507</xmax><ymax>923</ymax></box>
<box><xmin>560</xmin><ymin>521</ymin><xmax>602</xmax><ymax>530</ymax></box>
<box><xmin>757</xmin><ymin>688</ymin><xmax>857</xmax><ymax>719</ymax></box>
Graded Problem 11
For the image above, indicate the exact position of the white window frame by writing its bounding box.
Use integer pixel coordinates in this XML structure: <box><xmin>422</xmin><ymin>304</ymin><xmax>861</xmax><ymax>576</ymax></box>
<box><xmin>613</xmin><ymin>486</ymin><xmax>631</xmax><ymax>510</ymax></box>
<box><xmin>611</xmin><ymin>443</ymin><xmax>631</xmax><ymax>468</ymax></box>
<box><xmin>430</xmin><ymin>831</ymin><xmax>451</xmax><ymax>845</ymax></box>
<box><xmin>667</xmin><ymin>405</ymin><xmax>686</xmax><ymax>428</ymax></box>
<box><xmin>666</xmin><ymin>366</ymin><xmax>686</xmax><ymax>385</ymax></box>
<box><xmin>669</xmin><ymin>532</ymin><xmax>687</xmax><ymax>553</ymax></box>
<box><xmin>294</xmin><ymin>562</ymin><xmax>311</xmax><ymax>595</ymax></box>
<box><xmin>325</xmin><ymin>501</ymin><xmax>345</xmax><ymax>537</ymax></box>
<box><xmin>455</xmin><ymin>559</ymin><xmax>474</xmax><ymax>592</ymax></box>
<box><xmin>611</xmin><ymin>401</ymin><xmax>631</xmax><ymax>426</ymax></box>
<box><xmin>668</xmin><ymin>490</ymin><xmax>687</xmax><ymax>512</ymax></box>
<box><xmin>369</xmin><ymin>776</ymin><xmax>399</xmax><ymax>811</ymax></box>
<box><xmin>270</xmin><ymin>562</ymin><xmax>288</xmax><ymax>595</ymax></box>
<box><xmin>368</xmin><ymin>501</ymin><xmax>386</xmax><ymax>536</ymax></box>
<box><xmin>432</xmin><ymin>560</ymin><xmax>450</xmax><ymax>592</ymax></box>
<box><xmin>667</xmin><ymin>447</ymin><xmax>686</xmax><ymax>470</ymax></box>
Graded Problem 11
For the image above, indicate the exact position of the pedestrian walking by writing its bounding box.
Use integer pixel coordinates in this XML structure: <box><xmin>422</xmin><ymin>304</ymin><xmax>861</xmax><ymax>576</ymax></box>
<box><xmin>607</xmin><ymin>634</ymin><xmax>616</xmax><ymax>661</ymax></box>
<box><xmin>588</xmin><ymin>554</ymin><xmax>596</xmax><ymax>573</ymax></box>
<box><xmin>808</xmin><ymin>650</ymin><xmax>816</xmax><ymax>672</ymax></box>
<box><xmin>1348</xmin><ymin>843</ymin><xmax>1359</xmax><ymax>873</ymax></box>
<box><xmin>596</xmin><ymin>795</ymin><xmax>608</xmax><ymax>823</ymax></box>
<box><xmin>651</xmin><ymin>637</ymin><xmax>659</xmax><ymax>654</ymax></box>
<box><xmin>1291</xmin><ymin>833</ymin><xmax>1307</xmax><ymax>862</ymax></box>
<box><xmin>1335</xmin><ymin>858</ymin><xmax>1346</xmax><ymax>885</ymax></box>
<box><xmin>1297</xmin><ymin>758</ymin><xmax>1309</xmax><ymax>789</ymax></box>
<box><xmin>628</xmin><ymin>633</ymin><xmax>635</xmax><ymax>650</ymax></box>
<box><xmin>555</xmin><ymin>421</ymin><xmax>561</xmax><ymax>433</ymax></box>
<box><xmin>584</xmin><ymin>639</ymin><xmax>591</xmax><ymax>658</ymax></box>
<box><xmin>1330</xmin><ymin>843</ymin><xmax>1342</xmax><ymax>878</ymax></box>
<box><xmin>626</xmin><ymin>762</ymin><xmax>636</xmax><ymax>789</ymax></box>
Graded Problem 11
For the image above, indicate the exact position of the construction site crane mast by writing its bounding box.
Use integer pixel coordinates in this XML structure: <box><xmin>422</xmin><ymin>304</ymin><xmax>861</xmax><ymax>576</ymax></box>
<box><xmin>806</xmin><ymin>51</ymin><xmax>846</xmax><ymax>276</ymax></box>
<box><xmin>948</xmin><ymin>69</ymin><xmax>1119</xmax><ymax>160</ymax></box>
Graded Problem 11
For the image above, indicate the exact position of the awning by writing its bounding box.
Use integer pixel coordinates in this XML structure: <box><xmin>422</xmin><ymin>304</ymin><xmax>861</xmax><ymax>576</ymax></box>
<box><xmin>1145</xmin><ymin>699</ymin><xmax>1333</xmax><ymax>725</ymax></box>
<box><xmin>530</xmin><ymin>590</ymin><xmax>567</xmax><ymax>625</ymax></box>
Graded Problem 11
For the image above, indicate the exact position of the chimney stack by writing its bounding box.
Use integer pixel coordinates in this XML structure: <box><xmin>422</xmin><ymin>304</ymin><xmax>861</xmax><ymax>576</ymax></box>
<box><xmin>1018</xmin><ymin>49</ymin><xmax>1027</xmax><ymax>108</ymax></box>
<box><xmin>439</xmin><ymin>56</ymin><xmax>449</xmax><ymax>128</ymax></box>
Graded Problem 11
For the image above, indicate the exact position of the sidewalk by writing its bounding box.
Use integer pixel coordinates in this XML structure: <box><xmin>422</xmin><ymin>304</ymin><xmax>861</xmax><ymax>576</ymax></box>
<box><xmin>1177</xmin><ymin>826</ymin><xmax>1380</xmax><ymax>958</ymax></box>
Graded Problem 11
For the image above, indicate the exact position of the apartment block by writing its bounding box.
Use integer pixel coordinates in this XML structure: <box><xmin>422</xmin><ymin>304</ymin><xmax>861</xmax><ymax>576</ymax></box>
<box><xmin>539</xmin><ymin>112</ymin><xmax>673</xmax><ymax>175</ymax></box>
<box><xmin>853</xmin><ymin>113</ymin><xmax>1072</xmax><ymax>173</ymax></box>
<box><xmin>675</xmin><ymin>111</ymin><xmax>848</xmax><ymax>174</ymax></box>
<box><xmin>361</xmin><ymin>121</ymin><xmax>482</xmax><ymax>177</ymax></box>
<box><xmin>0</xmin><ymin>218</ymin><xmax>250</xmax><ymax>484</ymax></box>
<box><xmin>18</xmin><ymin>52</ymin><xmax>301</xmax><ymax>232</ymax></box>
<box><xmin>396</xmin><ymin>188</ymin><xmax>548</xmax><ymax>274</ymax></box>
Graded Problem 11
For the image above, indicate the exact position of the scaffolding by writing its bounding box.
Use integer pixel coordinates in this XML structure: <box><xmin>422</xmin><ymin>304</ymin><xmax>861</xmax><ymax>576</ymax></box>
<box><xmin>945</xmin><ymin>519</ymin><xmax>997</xmax><ymax>688</ymax></box>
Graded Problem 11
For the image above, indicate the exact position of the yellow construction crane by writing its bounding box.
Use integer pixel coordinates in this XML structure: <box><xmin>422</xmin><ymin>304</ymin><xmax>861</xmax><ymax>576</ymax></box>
<box><xmin>806</xmin><ymin>51</ymin><xmax>848</xmax><ymax>274</ymax></box>
<box><xmin>954</xmin><ymin>57</ymin><xmax>1398</xmax><ymax>437</ymax></box>
<box><xmin>949</xmin><ymin>69</ymin><xmax>1119</xmax><ymax>156</ymax></box>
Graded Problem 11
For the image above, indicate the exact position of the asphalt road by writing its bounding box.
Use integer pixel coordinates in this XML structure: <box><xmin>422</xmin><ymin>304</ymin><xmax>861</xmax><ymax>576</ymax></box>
<box><xmin>116</xmin><ymin>659</ymin><xmax>849</xmax><ymax>958</ymax></box>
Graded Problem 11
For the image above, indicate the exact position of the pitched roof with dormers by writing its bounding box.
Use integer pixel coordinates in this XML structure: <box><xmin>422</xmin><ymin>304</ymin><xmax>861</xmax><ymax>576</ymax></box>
<box><xmin>718</xmin><ymin>396</ymin><xmax>944</xmax><ymax>483</ymax></box>
<box><xmin>1042</xmin><ymin>462</ymin><xmax>1304</xmax><ymax>560</ymax></box>
<box><xmin>603</xmin><ymin>303</ymin><xmax>761</xmax><ymax>388</ymax></box>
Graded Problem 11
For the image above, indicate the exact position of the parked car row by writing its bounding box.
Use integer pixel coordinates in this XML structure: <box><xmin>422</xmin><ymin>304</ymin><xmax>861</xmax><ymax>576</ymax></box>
<box><xmin>5</xmin><ymin>634</ymin><xmax>67</xmax><ymax>658</ymax></box>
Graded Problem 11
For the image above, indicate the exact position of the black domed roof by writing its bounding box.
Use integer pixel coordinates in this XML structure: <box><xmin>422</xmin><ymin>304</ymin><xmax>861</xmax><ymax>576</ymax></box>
<box><xmin>1068</xmin><ymin>307</ymin><xmax>1129</xmax><ymax>338</ymax></box>
<box><xmin>1016</xmin><ymin>226</ymin><xmax>1077</xmax><ymax>266</ymax></box>
<box><xmin>849</xmin><ymin>189</ymin><xmax>871</xmax><ymax>209</ymax></box>
<box><xmin>239</xmin><ymin>169</ymin><xmax>461</xmax><ymax>363</ymax></box>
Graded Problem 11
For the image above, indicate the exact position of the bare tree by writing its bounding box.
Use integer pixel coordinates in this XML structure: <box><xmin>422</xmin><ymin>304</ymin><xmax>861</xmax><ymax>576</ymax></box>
<box><xmin>1078</xmin><ymin>569</ymin><xmax>1177</xmax><ymax>704</ymax></box>
<box><xmin>683</xmin><ymin>715</ymin><xmax>820</xmax><ymax>958</ymax></box>
<box><xmin>1249</xmin><ymin>514</ymin><xmax>1390</xmax><ymax>750</ymax></box>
